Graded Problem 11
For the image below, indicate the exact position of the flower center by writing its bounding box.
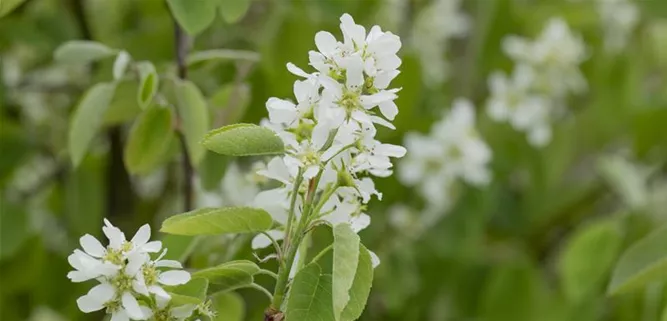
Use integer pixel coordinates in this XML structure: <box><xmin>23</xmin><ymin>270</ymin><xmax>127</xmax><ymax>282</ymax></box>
<box><xmin>143</xmin><ymin>264</ymin><xmax>158</xmax><ymax>286</ymax></box>
<box><xmin>111</xmin><ymin>272</ymin><xmax>134</xmax><ymax>293</ymax></box>
<box><xmin>103</xmin><ymin>248</ymin><xmax>124</xmax><ymax>265</ymax></box>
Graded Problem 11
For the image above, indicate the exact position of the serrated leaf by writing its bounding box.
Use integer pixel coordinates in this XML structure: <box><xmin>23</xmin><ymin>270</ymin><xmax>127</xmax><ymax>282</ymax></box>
<box><xmin>54</xmin><ymin>40</ymin><xmax>117</xmax><ymax>64</ymax></box>
<box><xmin>219</xmin><ymin>0</ymin><xmax>251</xmax><ymax>24</ymax></box>
<box><xmin>558</xmin><ymin>217</ymin><xmax>623</xmax><ymax>302</ymax></box>
<box><xmin>174</xmin><ymin>79</ymin><xmax>209</xmax><ymax>166</ymax></box>
<box><xmin>286</xmin><ymin>263</ymin><xmax>335</xmax><ymax>321</ymax></box>
<box><xmin>68</xmin><ymin>82</ymin><xmax>117</xmax><ymax>167</ymax></box>
<box><xmin>187</xmin><ymin>49</ymin><xmax>260</xmax><ymax>66</ymax></box>
<box><xmin>168</xmin><ymin>277</ymin><xmax>209</xmax><ymax>300</ymax></box>
<box><xmin>167</xmin><ymin>0</ymin><xmax>218</xmax><ymax>35</ymax></box>
<box><xmin>213</xmin><ymin>292</ymin><xmax>245</xmax><ymax>321</ymax></box>
<box><xmin>0</xmin><ymin>0</ymin><xmax>27</xmax><ymax>17</ymax></box>
<box><xmin>193</xmin><ymin>260</ymin><xmax>259</xmax><ymax>292</ymax></box>
<box><xmin>202</xmin><ymin>123</ymin><xmax>284</xmax><ymax>156</ymax></box>
<box><xmin>123</xmin><ymin>106</ymin><xmax>174</xmax><ymax>174</ymax></box>
<box><xmin>161</xmin><ymin>207</ymin><xmax>273</xmax><ymax>236</ymax></box>
<box><xmin>340</xmin><ymin>245</ymin><xmax>373</xmax><ymax>321</ymax></box>
<box><xmin>136</xmin><ymin>61</ymin><xmax>158</xmax><ymax>109</ymax></box>
<box><xmin>332</xmin><ymin>224</ymin><xmax>360</xmax><ymax>320</ymax></box>
<box><xmin>608</xmin><ymin>223</ymin><xmax>667</xmax><ymax>295</ymax></box>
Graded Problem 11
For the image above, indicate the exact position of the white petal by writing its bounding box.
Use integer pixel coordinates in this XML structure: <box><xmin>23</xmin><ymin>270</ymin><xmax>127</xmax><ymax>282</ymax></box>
<box><xmin>251</xmin><ymin>230</ymin><xmax>285</xmax><ymax>250</ymax></box>
<box><xmin>103</xmin><ymin>224</ymin><xmax>126</xmax><ymax>250</ymax></box>
<box><xmin>171</xmin><ymin>305</ymin><xmax>196</xmax><ymax>318</ymax></box>
<box><xmin>133</xmin><ymin>279</ymin><xmax>149</xmax><ymax>296</ymax></box>
<box><xmin>379</xmin><ymin>144</ymin><xmax>406</xmax><ymax>158</ymax></box>
<box><xmin>76</xmin><ymin>294</ymin><xmax>105</xmax><ymax>313</ymax></box>
<box><xmin>374</xmin><ymin>70</ymin><xmax>399</xmax><ymax>89</ymax></box>
<box><xmin>67</xmin><ymin>271</ymin><xmax>92</xmax><ymax>283</ymax></box>
<box><xmin>266</xmin><ymin>97</ymin><xmax>297</xmax><ymax>124</ymax></box>
<box><xmin>141</xmin><ymin>241</ymin><xmax>162</xmax><ymax>253</ymax></box>
<box><xmin>376</xmin><ymin>54</ymin><xmax>401</xmax><ymax>71</ymax></box>
<box><xmin>79</xmin><ymin>234</ymin><xmax>106</xmax><ymax>258</ymax></box>
<box><xmin>315</xmin><ymin>31</ymin><xmax>338</xmax><ymax>55</ymax></box>
<box><xmin>121</xmin><ymin>292</ymin><xmax>144</xmax><ymax>320</ymax></box>
<box><xmin>378</xmin><ymin>101</ymin><xmax>398</xmax><ymax>121</ymax></box>
<box><xmin>125</xmin><ymin>253</ymin><xmax>147</xmax><ymax>276</ymax></box>
<box><xmin>350</xmin><ymin>214</ymin><xmax>371</xmax><ymax>233</ymax></box>
<box><xmin>286</xmin><ymin>62</ymin><xmax>310</xmax><ymax>78</ymax></box>
<box><xmin>111</xmin><ymin>310</ymin><xmax>130</xmax><ymax>321</ymax></box>
<box><xmin>351</xmin><ymin>110</ymin><xmax>372</xmax><ymax>125</ymax></box>
<box><xmin>88</xmin><ymin>283</ymin><xmax>115</xmax><ymax>303</ymax></box>
<box><xmin>158</xmin><ymin>270</ymin><xmax>191</xmax><ymax>286</ymax></box>
<box><xmin>370</xmin><ymin>116</ymin><xmax>395</xmax><ymax>129</ymax></box>
<box><xmin>345</xmin><ymin>55</ymin><xmax>364</xmax><ymax>88</ymax></box>
<box><xmin>154</xmin><ymin>259</ymin><xmax>182</xmax><ymax>268</ymax></box>
<box><xmin>369</xmin><ymin>250</ymin><xmax>381</xmax><ymax>268</ymax></box>
<box><xmin>149</xmin><ymin>285</ymin><xmax>171</xmax><ymax>299</ymax></box>
<box><xmin>130</xmin><ymin>224</ymin><xmax>151</xmax><ymax>248</ymax></box>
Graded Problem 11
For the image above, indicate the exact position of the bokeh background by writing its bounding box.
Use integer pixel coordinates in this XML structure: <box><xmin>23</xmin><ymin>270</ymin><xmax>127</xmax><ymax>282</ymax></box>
<box><xmin>2</xmin><ymin>0</ymin><xmax>667</xmax><ymax>320</ymax></box>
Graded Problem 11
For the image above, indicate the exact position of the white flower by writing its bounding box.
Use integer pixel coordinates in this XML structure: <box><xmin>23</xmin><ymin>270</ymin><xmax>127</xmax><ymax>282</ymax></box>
<box><xmin>598</xmin><ymin>0</ymin><xmax>639</xmax><ymax>53</ymax></box>
<box><xmin>133</xmin><ymin>250</ymin><xmax>191</xmax><ymax>300</ymax></box>
<box><xmin>146</xmin><ymin>296</ymin><xmax>196</xmax><ymax>321</ymax></box>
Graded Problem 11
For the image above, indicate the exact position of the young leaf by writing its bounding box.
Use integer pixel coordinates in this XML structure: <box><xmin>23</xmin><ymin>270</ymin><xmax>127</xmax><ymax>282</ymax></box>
<box><xmin>174</xmin><ymin>79</ymin><xmax>210</xmax><ymax>166</ymax></box>
<box><xmin>160</xmin><ymin>207</ymin><xmax>273</xmax><ymax>236</ymax></box>
<box><xmin>212</xmin><ymin>292</ymin><xmax>245</xmax><ymax>321</ymax></box>
<box><xmin>167</xmin><ymin>277</ymin><xmax>209</xmax><ymax>300</ymax></box>
<box><xmin>68</xmin><ymin>82</ymin><xmax>117</xmax><ymax>167</ymax></box>
<box><xmin>112</xmin><ymin>51</ymin><xmax>131</xmax><ymax>81</ymax></box>
<box><xmin>54</xmin><ymin>40</ymin><xmax>117</xmax><ymax>64</ymax></box>
<box><xmin>340</xmin><ymin>245</ymin><xmax>374</xmax><ymax>321</ymax></box>
<box><xmin>286</xmin><ymin>263</ymin><xmax>335</xmax><ymax>321</ymax></box>
<box><xmin>332</xmin><ymin>224</ymin><xmax>360</xmax><ymax>321</ymax></box>
<box><xmin>219</xmin><ymin>0</ymin><xmax>251</xmax><ymax>24</ymax></box>
<box><xmin>136</xmin><ymin>61</ymin><xmax>158</xmax><ymax>109</ymax></box>
<box><xmin>167</xmin><ymin>0</ymin><xmax>218</xmax><ymax>35</ymax></box>
<box><xmin>187</xmin><ymin>50</ymin><xmax>260</xmax><ymax>65</ymax></box>
<box><xmin>608</xmin><ymin>223</ymin><xmax>667</xmax><ymax>295</ymax></box>
<box><xmin>123</xmin><ymin>106</ymin><xmax>174</xmax><ymax>174</ymax></box>
<box><xmin>193</xmin><ymin>260</ymin><xmax>259</xmax><ymax>292</ymax></box>
<box><xmin>558</xmin><ymin>217</ymin><xmax>623</xmax><ymax>302</ymax></box>
<box><xmin>202</xmin><ymin>123</ymin><xmax>284</xmax><ymax>156</ymax></box>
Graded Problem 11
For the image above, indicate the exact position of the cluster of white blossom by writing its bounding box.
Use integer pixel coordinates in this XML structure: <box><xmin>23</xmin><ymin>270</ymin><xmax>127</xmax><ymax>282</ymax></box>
<box><xmin>398</xmin><ymin>99</ymin><xmax>491</xmax><ymax>211</ymax></box>
<box><xmin>197</xmin><ymin>161</ymin><xmax>268</xmax><ymax>208</ymax></box>
<box><xmin>67</xmin><ymin>219</ymin><xmax>204</xmax><ymax>321</ymax></box>
<box><xmin>254</xmin><ymin>13</ymin><xmax>405</xmax><ymax>264</ymax></box>
<box><xmin>486</xmin><ymin>18</ymin><xmax>587</xmax><ymax>147</ymax></box>
<box><xmin>412</xmin><ymin>0</ymin><xmax>469</xmax><ymax>86</ymax></box>
<box><xmin>597</xmin><ymin>0</ymin><xmax>640</xmax><ymax>53</ymax></box>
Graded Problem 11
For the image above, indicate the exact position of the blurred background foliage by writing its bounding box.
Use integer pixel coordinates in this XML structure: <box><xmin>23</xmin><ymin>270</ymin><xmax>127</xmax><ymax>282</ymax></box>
<box><xmin>2</xmin><ymin>0</ymin><xmax>667</xmax><ymax>320</ymax></box>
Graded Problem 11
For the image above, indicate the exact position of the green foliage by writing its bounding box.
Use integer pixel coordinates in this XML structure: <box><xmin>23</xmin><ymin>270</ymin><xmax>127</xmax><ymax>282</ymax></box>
<box><xmin>168</xmin><ymin>277</ymin><xmax>209</xmax><ymax>300</ymax></box>
<box><xmin>166</xmin><ymin>0</ymin><xmax>218</xmax><ymax>35</ymax></box>
<box><xmin>202</xmin><ymin>124</ymin><xmax>284</xmax><ymax>156</ymax></box>
<box><xmin>0</xmin><ymin>0</ymin><xmax>27</xmax><ymax>17</ymax></box>
<box><xmin>213</xmin><ymin>292</ymin><xmax>245</xmax><ymax>321</ymax></box>
<box><xmin>136</xmin><ymin>61</ymin><xmax>158</xmax><ymax>109</ymax></box>
<box><xmin>332</xmin><ymin>224</ymin><xmax>360</xmax><ymax>320</ymax></box>
<box><xmin>68</xmin><ymin>82</ymin><xmax>117</xmax><ymax>168</ymax></box>
<box><xmin>123</xmin><ymin>106</ymin><xmax>174</xmax><ymax>174</ymax></box>
<box><xmin>53</xmin><ymin>40</ymin><xmax>117</xmax><ymax>64</ymax></box>
<box><xmin>174</xmin><ymin>79</ymin><xmax>210</xmax><ymax>166</ymax></box>
<box><xmin>340</xmin><ymin>245</ymin><xmax>374</xmax><ymax>321</ymax></box>
<box><xmin>219</xmin><ymin>0</ymin><xmax>252</xmax><ymax>24</ymax></box>
<box><xmin>193</xmin><ymin>260</ymin><xmax>259</xmax><ymax>293</ymax></box>
<box><xmin>161</xmin><ymin>207</ymin><xmax>273</xmax><ymax>236</ymax></box>
<box><xmin>608</xmin><ymin>223</ymin><xmax>667</xmax><ymax>295</ymax></box>
<box><xmin>286</xmin><ymin>263</ymin><xmax>335</xmax><ymax>321</ymax></box>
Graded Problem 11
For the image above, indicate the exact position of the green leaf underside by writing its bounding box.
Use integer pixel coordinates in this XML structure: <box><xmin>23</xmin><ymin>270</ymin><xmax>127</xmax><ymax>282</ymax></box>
<box><xmin>332</xmin><ymin>224</ymin><xmax>360</xmax><ymax>320</ymax></box>
<box><xmin>193</xmin><ymin>260</ymin><xmax>259</xmax><ymax>293</ymax></box>
<box><xmin>608</xmin><ymin>223</ymin><xmax>667</xmax><ymax>295</ymax></box>
<box><xmin>202</xmin><ymin>123</ymin><xmax>284</xmax><ymax>156</ymax></box>
<box><xmin>166</xmin><ymin>0</ymin><xmax>217</xmax><ymax>35</ymax></box>
<box><xmin>340</xmin><ymin>245</ymin><xmax>373</xmax><ymax>321</ymax></box>
<box><xmin>68</xmin><ymin>82</ymin><xmax>117</xmax><ymax>167</ymax></box>
<box><xmin>167</xmin><ymin>277</ymin><xmax>209</xmax><ymax>300</ymax></box>
<box><xmin>219</xmin><ymin>0</ymin><xmax>251</xmax><ymax>24</ymax></box>
<box><xmin>168</xmin><ymin>293</ymin><xmax>202</xmax><ymax>306</ymax></box>
<box><xmin>123</xmin><ymin>106</ymin><xmax>173</xmax><ymax>174</ymax></box>
<box><xmin>174</xmin><ymin>79</ymin><xmax>209</xmax><ymax>166</ymax></box>
<box><xmin>160</xmin><ymin>207</ymin><xmax>273</xmax><ymax>236</ymax></box>
<box><xmin>286</xmin><ymin>263</ymin><xmax>335</xmax><ymax>321</ymax></box>
<box><xmin>136</xmin><ymin>61</ymin><xmax>158</xmax><ymax>109</ymax></box>
<box><xmin>54</xmin><ymin>40</ymin><xmax>117</xmax><ymax>64</ymax></box>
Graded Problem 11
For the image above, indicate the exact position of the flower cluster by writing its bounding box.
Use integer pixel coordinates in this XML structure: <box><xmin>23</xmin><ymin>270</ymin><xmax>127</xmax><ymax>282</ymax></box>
<box><xmin>399</xmin><ymin>99</ymin><xmax>491</xmax><ymax>211</ymax></box>
<box><xmin>487</xmin><ymin>18</ymin><xmax>587</xmax><ymax>147</ymax></box>
<box><xmin>597</xmin><ymin>0</ymin><xmax>639</xmax><ymax>53</ymax></box>
<box><xmin>67</xmin><ymin>219</ymin><xmax>197</xmax><ymax>321</ymax></box>
<box><xmin>412</xmin><ymin>0</ymin><xmax>469</xmax><ymax>87</ymax></box>
<box><xmin>255</xmin><ymin>13</ymin><xmax>406</xmax><ymax>256</ymax></box>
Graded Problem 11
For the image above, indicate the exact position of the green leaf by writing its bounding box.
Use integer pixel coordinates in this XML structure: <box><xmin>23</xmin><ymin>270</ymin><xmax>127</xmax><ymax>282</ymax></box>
<box><xmin>136</xmin><ymin>61</ymin><xmax>158</xmax><ymax>109</ymax></box>
<box><xmin>168</xmin><ymin>277</ymin><xmax>209</xmax><ymax>300</ymax></box>
<box><xmin>174</xmin><ymin>79</ymin><xmax>210</xmax><ymax>166</ymax></box>
<box><xmin>202</xmin><ymin>124</ymin><xmax>284</xmax><ymax>156</ymax></box>
<box><xmin>332</xmin><ymin>224</ymin><xmax>360</xmax><ymax>320</ymax></box>
<box><xmin>0</xmin><ymin>0</ymin><xmax>26</xmax><ymax>17</ymax></box>
<box><xmin>53</xmin><ymin>40</ymin><xmax>117</xmax><ymax>64</ymax></box>
<box><xmin>187</xmin><ymin>50</ymin><xmax>260</xmax><ymax>66</ymax></box>
<box><xmin>168</xmin><ymin>293</ymin><xmax>203</xmax><ymax>306</ymax></box>
<box><xmin>0</xmin><ymin>198</ymin><xmax>29</xmax><ymax>260</ymax></box>
<box><xmin>193</xmin><ymin>260</ymin><xmax>259</xmax><ymax>292</ymax></box>
<box><xmin>608</xmin><ymin>223</ymin><xmax>667</xmax><ymax>295</ymax></box>
<box><xmin>219</xmin><ymin>0</ymin><xmax>251</xmax><ymax>24</ymax></box>
<box><xmin>209</xmin><ymin>83</ymin><xmax>251</xmax><ymax>126</ymax></box>
<box><xmin>558</xmin><ymin>217</ymin><xmax>623</xmax><ymax>302</ymax></box>
<box><xmin>598</xmin><ymin>155</ymin><xmax>652</xmax><ymax>209</ymax></box>
<box><xmin>286</xmin><ymin>263</ymin><xmax>335</xmax><ymax>321</ymax></box>
<box><xmin>103</xmin><ymin>80</ymin><xmax>142</xmax><ymax>125</ymax></box>
<box><xmin>123</xmin><ymin>106</ymin><xmax>174</xmax><ymax>174</ymax></box>
<box><xmin>340</xmin><ymin>245</ymin><xmax>374</xmax><ymax>321</ymax></box>
<box><xmin>68</xmin><ymin>82</ymin><xmax>117</xmax><ymax>167</ymax></box>
<box><xmin>167</xmin><ymin>0</ymin><xmax>218</xmax><ymax>35</ymax></box>
<box><xmin>160</xmin><ymin>235</ymin><xmax>200</xmax><ymax>263</ymax></box>
<box><xmin>213</xmin><ymin>292</ymin><xmax>245</xmax><ymax>321</ymax></box>
<box><xmin>161</xmin><ymin>207</ymin><xmax>273</xmax><ymax>236</ymax></box>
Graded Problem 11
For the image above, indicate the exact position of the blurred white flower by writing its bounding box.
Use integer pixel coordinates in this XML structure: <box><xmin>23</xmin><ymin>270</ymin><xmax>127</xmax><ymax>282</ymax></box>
<box><xmin>598</xmin><ymin>0</ymin><xmax>639</xmax><ymax>53</ymax></box>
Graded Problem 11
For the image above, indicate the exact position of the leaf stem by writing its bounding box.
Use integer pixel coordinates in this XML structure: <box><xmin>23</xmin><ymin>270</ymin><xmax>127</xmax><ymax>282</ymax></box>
<box><xmin>260</xmin><ymin>231</ymin><xmax>284</xmax><ymax>262</ymax></box>
<box><xmin>283</xmin><ymin>168</ymin><xmax>304</xmax><ymax>252</ymax></box>
<box><xmin>247</xmin><ymin>283</ymin><xmax>274</xmax><ymax>301</ymax></box>
<box><xmin>310</xmin><ymin>244</ymin><xmax>333</xmax><ymax>264</ymax></box>
<box><xmin>257</xmin><ymin>269</ymin><xmax>278</xmax><ymax>280</ymax></box>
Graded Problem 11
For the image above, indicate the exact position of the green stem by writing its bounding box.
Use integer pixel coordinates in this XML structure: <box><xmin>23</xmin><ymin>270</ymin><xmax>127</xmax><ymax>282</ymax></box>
<box><xmin>247</xmin><ymin>283</ymin><xmax>274</xmax><ymax>301</ymax></box>
<box><xmin>283</xmin><ymin>169</ymin><xmax>304</xmax><ymax>252</ymax></box>
<box><xmin>310</xmin><ymin>244</ymin><xmax>333</xmax><ymax>264</ymax></box>
<box><xmin>260</xmin><ymin>231</ymin><xmax>284</xmax><ymax>262</ymax></box>
<box><xmin>311</xmin><ymin>183</ymin><xmax>339</xmax><ymax>219</ymax></box>
<box><xmin>257</xmin><ymin>269</ymin><xmax>278</xmax><ymax>279</ymax></box>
